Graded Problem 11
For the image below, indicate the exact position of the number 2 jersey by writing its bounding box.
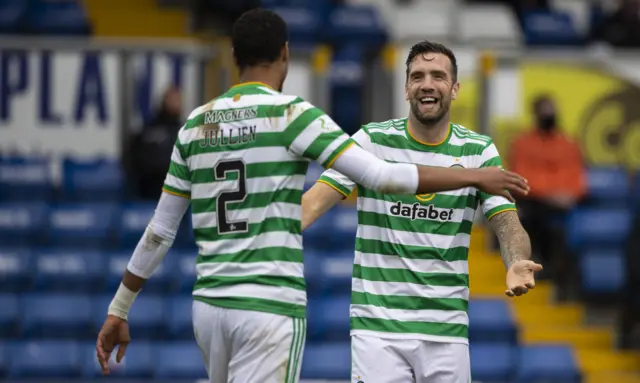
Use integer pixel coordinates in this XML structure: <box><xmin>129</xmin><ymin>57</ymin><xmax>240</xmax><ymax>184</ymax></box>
<box><xmin>161</xmin><ymin>82</ymin><xmax>354</xmax><ymax>318</ymax></box>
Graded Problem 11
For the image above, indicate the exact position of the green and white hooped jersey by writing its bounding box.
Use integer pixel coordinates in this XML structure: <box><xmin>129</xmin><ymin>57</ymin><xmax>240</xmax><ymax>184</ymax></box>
<box><xmin>162</xmin><ymin>82</ymin><xmax>354</xmax><ymax>319</ymax></box>
<box><xmin>318</xmin><ymin>118</ymin><xmax>516</xmax><ymax>344</ymax></box>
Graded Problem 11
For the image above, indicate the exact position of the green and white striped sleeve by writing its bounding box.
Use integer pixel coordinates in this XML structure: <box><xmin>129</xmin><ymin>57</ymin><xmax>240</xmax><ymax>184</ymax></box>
<box><xmin>162</xmin><ymin>136</ymin><xmax>191</xmax><ymax>199</ymax></box>
<box><xmin>478</xmin><ymin>142</ymin><xmax>517</xmax><ymax>220</ymax></box>
<box><xmin>317</xmin><ymin>128</ymin><xmax>372</xmax><ymax>198</ymax></box>
<box><xmin>282</xmin><ymin>99</ymin><xmax>354</xmax><ymax>168</ymax></box>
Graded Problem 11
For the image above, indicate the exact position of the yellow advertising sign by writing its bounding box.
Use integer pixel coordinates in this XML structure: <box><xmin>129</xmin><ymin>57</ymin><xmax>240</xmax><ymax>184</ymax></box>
<box><xmin>499</xmin><ymin>62</ymin><xmax>640</xmax><ymax>170</ymax></box>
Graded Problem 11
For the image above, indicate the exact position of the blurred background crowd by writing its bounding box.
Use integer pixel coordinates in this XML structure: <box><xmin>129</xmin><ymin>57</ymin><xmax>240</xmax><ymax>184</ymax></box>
<box><xmin>0</xmin><ymin>0</ymin><xmax>638</xmax><ymax>382</ymax></box>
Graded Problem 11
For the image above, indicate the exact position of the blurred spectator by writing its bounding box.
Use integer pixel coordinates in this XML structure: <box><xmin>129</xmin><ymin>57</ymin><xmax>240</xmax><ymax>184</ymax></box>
<box><xmin>591</xmin><ymin>0</ymin><xmax>640</xmax><ymax>47</ymax></box>
<box><xmin>509</xmin><ymin>95</ymin><xmax>586</xmax><ymax>286</ymax></box>
<box><xmin>129</xmin><ymin>86</ymin><xmax>183</xmax><ymax>201</ymax></box>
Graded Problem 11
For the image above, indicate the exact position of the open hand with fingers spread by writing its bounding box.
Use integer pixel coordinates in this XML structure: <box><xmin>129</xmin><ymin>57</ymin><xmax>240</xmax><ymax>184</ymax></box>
<box><xmin>505</xmin><ymin>260</ymin><xmax>544</xmax><ymax>297</ymax></box>
<box><xmin>473</xmin><ymin>167</ymin><xmax>529</xmax><ymax>203</ymax></box>
<box><xmin>96</xmin><ymin>315</ymin><xmax>130</xmax><ymax>375</ymax></box>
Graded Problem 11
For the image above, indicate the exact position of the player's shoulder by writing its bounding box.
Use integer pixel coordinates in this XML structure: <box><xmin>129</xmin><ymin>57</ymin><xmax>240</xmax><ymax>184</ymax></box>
<box><xmin>450</xmin><ymin>123</ymin><xmax>494</xmax><ymax>149</ymax></box>
<box><xmin>361</xmin><ymin>117</ymin><xmax>407</xmax><ymax>135</ymax></box>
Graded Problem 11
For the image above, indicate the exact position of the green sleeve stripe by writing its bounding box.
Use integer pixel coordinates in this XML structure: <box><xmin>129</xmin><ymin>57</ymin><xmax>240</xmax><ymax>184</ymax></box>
<box><xmin>301</xmin><ymin>130</ymin><xmax>344</xmax><ymax>162</ymax></box>
<box><xmin>485</xmin><ymin>205</ymin><xmax>517</xmax><ymax>220</ymax></box>
<box><xmin>323</xmin><ymin>138</ymin><xmax>355</xmax><ymax>168</ymax></box>
<box><xmin>162</xmin><ymin>184</ymin><xmax>190</xmax><ymax>198</ymax></box>
<box><xmin>480</xmin><ymin>156</ymin><xmax>502</xmax><ymax>168</ymax></box>
<box><xmin>317</xmin><ymin>175</ymin><xmax>352</xmax><ymax>198</ymax></box>
<box><xmin>167</xmin><ymin>161</ymin><xmax>190</xmax><ymax>180</ymax></box>
<box><xmin>283</xmin><ymin>107</ymin><xmax>325</xmax><ymax>148</ymax></box>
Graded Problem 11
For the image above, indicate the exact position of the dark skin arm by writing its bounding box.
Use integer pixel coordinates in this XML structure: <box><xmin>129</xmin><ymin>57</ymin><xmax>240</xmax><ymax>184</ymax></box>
<box><xmin>488</xmin><ymin>210</ymin><xmax>542</xmax><ymax>297</ymax></box>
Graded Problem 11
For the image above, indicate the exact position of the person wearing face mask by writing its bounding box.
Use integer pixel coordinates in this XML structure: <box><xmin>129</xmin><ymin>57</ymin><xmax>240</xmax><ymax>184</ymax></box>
<box><xmin>509</xmin><ymin>95</ymin><xmax>586</xmax><ymax>294</ymax></box>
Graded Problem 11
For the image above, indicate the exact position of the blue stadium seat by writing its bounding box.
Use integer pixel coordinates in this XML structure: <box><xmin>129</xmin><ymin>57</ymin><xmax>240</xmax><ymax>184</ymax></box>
<box><xmin>325</xmin><ymin>5</ymin><xmax>387</xmax><ymax>48</ymax></box>
<box><xmin>172</xmin><ymin>249</ymin><xmax>197</xmax><ymax>293</ymax></box>
<box><xmin>116</xmin><ymin>202</ymin><xmax>156</xmax><ymax>248</ymax></box>
<box><xmin>22</xmin><ymin>294</ymin><xmax>92</xmax><ymax>339</ymax></box>
<box><xmin>106</xmin><ymin>250</ymin><xmax>176</xmax><ymax>293</ymax></box>
<box><xmin>10</xmin><ymin>341</ymin><xmax>82</xmax><ymax>378</ymax></box>
<box><xmin>24</xmin><ymin>0</ymin><xmax>91</xmax><ymax>35</ymax></box>
<box><xmin>516</xmin><ymin>345</ymin><xmax>581</xmax><ymax>383</ymax></box>
<box><xmin>566</xmin><ymin>208</ymin><xmax>633</xmax><ymax>251</ymax></box>
<box><xmin>155</xmin><ymin>342</ymin><xmax>207</xmax><ymax>379</ymax></box>
<box><xmin>0</xmin><ymin>294</ymin><xmax>19</xmax><ymax>338</ymax></box>
<box><xmin>62</xmin><ymin>157</ymin><xmax>123</xmax><ymax>201</ymax></box>
<box><xmin>319</xmin><ymin>250</ymin><xmax>353</xmax><ymax>294</ymax></box>
<box><xmin>125</xmin><ymin>295</ymin><xmax>166</xmax><ymax>338</ymax></box>
<box><xmin>300</xmin><ymin>343</ymin><xmax>351</xmax><ymax>379</ymax></box>
<box><xmin>634</xmin><ymin>174</ymin><xmax>640</xmax><ymax>209</ymax></box>
<box><xmin>0</xmin><ymin>203</ymin><xmax>48</xmax><ymax>246</ymax></box>
<box><xmin>468</xmin><ymin>299</ymin><xmax>517</xmax><ymax>344</ymax></box>
<box><xmin>470</xmin><ymin>343</ymin><xmax>515</xmax><ymax>382</ymax></box>
<box><xmin>0</xmin><ymin>0</ymin><xmax>27</xmax><ymax>33</ymax></box>
<box><xmin>522</xmin><ymin>11</ymin><xmax>583</xmax><ymax>46</ymax></box>
<box><xmin>580</xmin><ymin>249</ymin><xmax>625</xmax><ymax>295</ymax></box>
<box><xmin>329</xmin><ymin>44</ymin><xmax>365</xmax><ymax>135</ymax></box>
<box><xmin>0</xmin><ymin>156</ymin><xmax>53</xmax><ymax>201</ymax></box>
<box><xmin>33</xmin><ymin>249</ymin><xmax>105</xmax><ymax>292</ymax></box>
<box><xmin>174</xmin><ymin>212</ymin><xmax>196</xmax><ymax>249</ymax></box>
<box><xmin>93</xmin><ymin>295</ymin><xmax>165</xmax><ymax>339</ymax></box>
<box><xmin>303</xmin><ymin>212</ymin><xmax>332</xmax><ymax>250</ymax></box>
<box><xmin>586</xmin><ymin>167</ymin><xmax>630</xmax><ymax>205</ymax></box>
<box><xmin>47</xmin><ymin>203</ymin><xmax>119</xmax><ymax>248</ymax></box>
<box><xmin>0</xmin><ymin>247</ymin><xmax>32</xmax><ymax>292</ymax></box>
<box><xmin>82</xmin><ymin>342</ymin><xmax>153</xmax><ymax>378</ymax></box>
<box><xmin>269</xmin><ymin>6</ymin><xmax>321</xmax><ymax>46</ymax></box>
<box><xmin>167</xmin><ymin>296</ymin><xmax>193</xmax><ymax>339</ymax></box>
<box><xmin>304</xmin><ymin>162</ymin><xmax>325</xmax><ymax>190</ymax></box>
<box><xmin>303</xmin><ymin>250</ymin><xmax>322</xmax><ymax>296</ymax></box>
<box><xmin>308</xmin><ymin>296</ymin><xmax>350</xmax><ymax>341</ymax></box>
<box><xmin>0</xmin><ymin>342</ymin><xmax>7</xmax><ymax>378</ymax></box>
<box><xmin>328</xmin><ymin>205</ymin><xmax>358</xmax><ymax>248</ymax></box>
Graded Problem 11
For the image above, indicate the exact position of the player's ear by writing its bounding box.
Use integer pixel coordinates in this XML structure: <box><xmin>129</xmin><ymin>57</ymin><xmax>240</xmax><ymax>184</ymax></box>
<box><xmin>281</xmin><ymin>42</ymin><xmax>289</xmax><ymax>62</ymax></box>
<box><xmin>404</xmin><ymin>82</ymin><xmax>410</xmax><ymax>101</ymax></box>
<box><xmin>451</xmin><ymin>82</ymin><xmax>460</xmax><ymax>100</ymax></box>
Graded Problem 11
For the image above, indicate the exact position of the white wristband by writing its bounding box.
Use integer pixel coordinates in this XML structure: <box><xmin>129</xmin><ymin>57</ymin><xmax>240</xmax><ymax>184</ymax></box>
<box><xmin>107</xmin><ymin>283</ymin><xmax>139</xmax><ymax>321</ymax></box>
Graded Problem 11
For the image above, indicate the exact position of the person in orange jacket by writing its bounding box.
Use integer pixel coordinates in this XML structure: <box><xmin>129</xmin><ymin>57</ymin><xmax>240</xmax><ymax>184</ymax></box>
<box><xmin>510</xmin><ymin>94</ymin><xmax>586</xmax><ymax>289</ymax></box>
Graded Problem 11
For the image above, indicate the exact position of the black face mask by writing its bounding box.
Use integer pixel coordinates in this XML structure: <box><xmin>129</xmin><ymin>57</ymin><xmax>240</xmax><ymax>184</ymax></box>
<box><xmin>537</xmin><ymin>115</ymin><xmax>556</xmax><ymax>132</ymax></box>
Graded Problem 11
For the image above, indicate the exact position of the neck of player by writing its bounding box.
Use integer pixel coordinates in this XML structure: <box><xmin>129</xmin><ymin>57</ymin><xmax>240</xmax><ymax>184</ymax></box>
<box><xmin>238</xmin><ymin>66</ymin><xmax>281</xmax><ymax>92</ymax></box>
<box><xmin>408</xmin><ymin>113</ymin><xmax>450</xmax><ymax>145</ymax></box>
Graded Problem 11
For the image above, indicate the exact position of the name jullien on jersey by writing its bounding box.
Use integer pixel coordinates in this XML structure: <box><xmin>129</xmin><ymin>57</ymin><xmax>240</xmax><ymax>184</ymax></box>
<box><xmin>200</xmin><ymin>125</ymin><xmax>257</xmax><ymax>147</ymax></box>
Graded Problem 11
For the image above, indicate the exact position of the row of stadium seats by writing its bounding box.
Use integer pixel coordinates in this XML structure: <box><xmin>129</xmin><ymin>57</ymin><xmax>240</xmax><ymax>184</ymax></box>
<box><xmin>0</xmin><ymin>199</ymin><xmax>632</xmax><ymax>247</ymax></box>
<box><xmin>0</xmin><ymin>0</ymin><xmax>90</xmax><ymax>35</ymax></box>
<box><xmin>0</xmin><ymin>340</ymin><xmax>580</xmax><ymax>382</ymax></box>
<box><xmin>0</xmin><ymin>202</ymin><xmax>361</xmax><ymax>250</ymax></box>
<box><xmin>0</xmin><ymin>294</ymin><xmax>516</xmax><ymax>344</ymax></box>
<box><xmin>2</xmin><ymin>156</ymin><xmax>636</xmax><ymax>206</ymax></box>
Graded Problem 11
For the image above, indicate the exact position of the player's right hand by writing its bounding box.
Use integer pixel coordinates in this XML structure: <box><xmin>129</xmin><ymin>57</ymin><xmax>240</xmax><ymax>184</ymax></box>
<box><xmin>96</xmin><ymin>315</ymin><xmax>130</xmax><ymax>376</ymax></box>
<box><xmin>474</xmin><ymin>167</ymin><xmax>529</xmax><ymax>203</ymax></box>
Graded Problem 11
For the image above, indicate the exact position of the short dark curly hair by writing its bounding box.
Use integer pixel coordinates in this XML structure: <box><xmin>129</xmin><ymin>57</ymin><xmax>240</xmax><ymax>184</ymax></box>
<box><xmin>405</xmin><ymin>40</ymin><xmax>458</xmax><ymax>83</ymax></box>
<box><xmin>231</xmin><ymin>9</ymin><xmax>289</xmax><ymax>71</ymax></box>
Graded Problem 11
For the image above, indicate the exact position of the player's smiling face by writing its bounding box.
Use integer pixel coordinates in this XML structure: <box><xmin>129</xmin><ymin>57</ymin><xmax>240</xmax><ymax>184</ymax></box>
<box><xmin>405</xmin><ymin>53</ymin><xmax>459</xmax><ymax>125</ymax></box>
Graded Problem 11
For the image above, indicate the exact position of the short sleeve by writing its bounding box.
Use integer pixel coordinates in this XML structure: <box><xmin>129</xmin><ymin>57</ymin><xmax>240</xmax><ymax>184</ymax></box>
<box><xmin>478</xmin><ymin>142</ymin><xmax>517</xmax><ymax>220</ymax></box>
<box><xmin>317</xmin><ymin>128</ymin><xmax>373</xmax><ymax>197</ymax></box>
<box><xmin>281</xmin><ymin>99</ymin><xmax>354</xmax><ymax>168</ymax></box>
<box><xmin>162</xmin><ymin>138</ymin><xmax>191</xmax><ymax>199</ymax></box>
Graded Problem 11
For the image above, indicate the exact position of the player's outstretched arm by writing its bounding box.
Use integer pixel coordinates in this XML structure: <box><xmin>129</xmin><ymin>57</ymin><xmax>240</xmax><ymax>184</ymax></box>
<box><xmin>301</xmin><ymin>182</ymin><xmax>345</xmax><ymax>230</ymax></box>
<box><xmin>331</xmin><ymin>144</ymin><xmax>530</xmax><ymax>199</ymax></box>
<box><xmin>488</xmin><ymin>210</ymin><xmax>542</xmax><ymax>297</ymax></box>
<box><xmin>96</xmin><ymin>191</ymin><xmax>189</xmax><ymax>375</ymax></box>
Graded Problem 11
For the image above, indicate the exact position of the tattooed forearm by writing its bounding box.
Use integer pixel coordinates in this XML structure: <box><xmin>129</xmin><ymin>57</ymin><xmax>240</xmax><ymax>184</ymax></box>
<box><xmin>488</xmin><ymin>211</ymin><xmax>532</xmax><ymax>269</ymax></box>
